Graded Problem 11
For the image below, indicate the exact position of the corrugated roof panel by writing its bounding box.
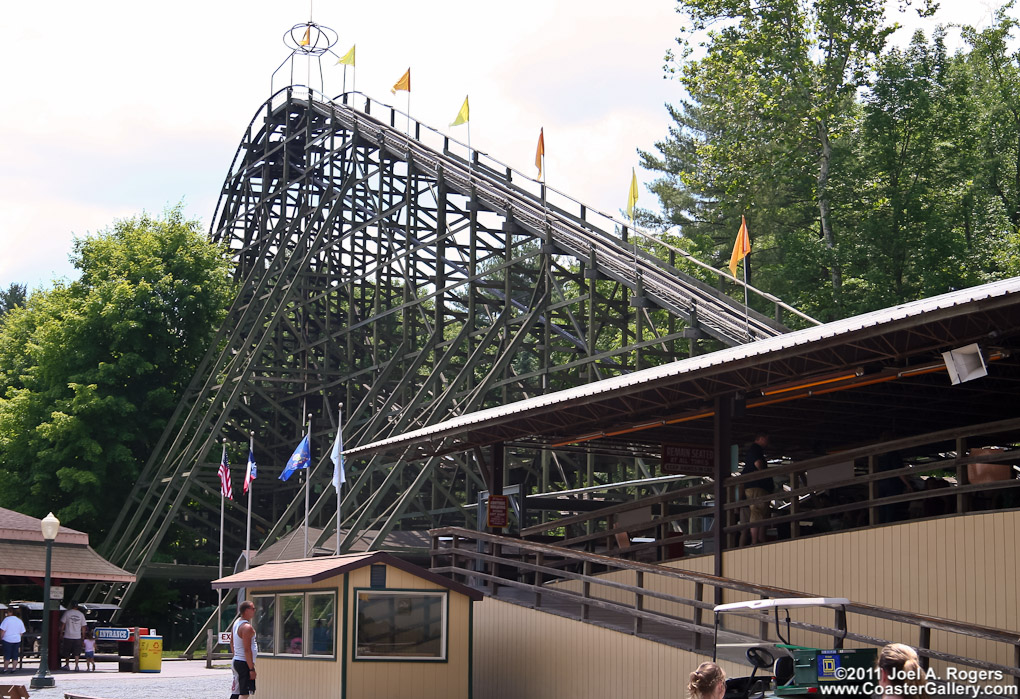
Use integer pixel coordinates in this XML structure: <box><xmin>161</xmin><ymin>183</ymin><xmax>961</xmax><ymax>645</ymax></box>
<box><xmin>344</xmin><ymin>278</ymin><xmax>1020</xmax><ymax>457</ymax></box>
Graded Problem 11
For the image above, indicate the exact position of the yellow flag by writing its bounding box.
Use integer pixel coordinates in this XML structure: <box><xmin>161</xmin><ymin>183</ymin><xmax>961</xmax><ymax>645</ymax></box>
<box><xmin>450</xmin><ymin>96</ymin><xmax>470</xmax><ymax>127</ymax></box>
<box><xmin>626</xmin><ymin>168</ymin><xmax>639</xmax><ymax>220</ymax></box>
<box><xmin>535</xmin><ymin>128</ymin><xmax>545</xmax><ymax>179</ymax></box>
<box><xmin>728</xmin><ymin>215</ymin><xmax>752</xmax><ymax>278</ymax></box>
<box><xmin>300</xmin><ymin>27</ymin><xmax>311</xmax><ymax>46</ymax></box>
<box><xmin>337</xmin><ymin>45</ymin><xmax>355</xmax><ymax>67</ymax></box>
<box><xmin>391</xmin><ymin>68</ymin><xmax>411</xmax><ymax>94</ymax></box>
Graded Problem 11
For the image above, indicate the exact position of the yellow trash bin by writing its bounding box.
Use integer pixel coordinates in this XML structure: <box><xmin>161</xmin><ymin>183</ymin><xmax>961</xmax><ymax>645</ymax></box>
<box><xmin>138</xmin><ymin>635</ymin><xmax>163</xmax><ymax>673</ymax></box>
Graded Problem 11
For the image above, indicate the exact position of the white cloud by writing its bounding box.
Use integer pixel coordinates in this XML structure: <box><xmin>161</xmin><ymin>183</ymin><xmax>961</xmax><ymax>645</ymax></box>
<box><xmin>0</xmin><ymin>0</ymin><xmax>999</xmax><ymax>290</ymax></box>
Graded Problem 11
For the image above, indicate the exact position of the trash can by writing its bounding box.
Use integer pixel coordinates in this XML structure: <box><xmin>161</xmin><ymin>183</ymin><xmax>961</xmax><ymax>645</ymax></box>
<box><xmin>138</xmin><ymin>635</ymin><xmax>162</xmax><ymax>673</ymax></box>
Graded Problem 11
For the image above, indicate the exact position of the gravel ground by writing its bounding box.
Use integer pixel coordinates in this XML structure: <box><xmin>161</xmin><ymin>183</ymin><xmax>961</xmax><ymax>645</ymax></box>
<box><xmin>3</xmin><ymin>659</ymin><xmax>234</xmax><ymax>699</ymax></box>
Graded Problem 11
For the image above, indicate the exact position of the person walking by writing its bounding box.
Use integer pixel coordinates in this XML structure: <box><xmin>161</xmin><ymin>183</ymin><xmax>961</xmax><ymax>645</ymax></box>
<box><xmin>59</xmin><ymin>601</ymin><xmax>87</xmax><ymax>671</ymax></box>
<box><xmin>1</xmin><ymin>607</ymin><xmax>27</xmax><ymax>674</ymax></box>
<box><xmin>230</xmin><ymin>600</ymin><xmax>258</xmax><ymax>698</ymax></box>
<box><xmin>740</xmin><ymin>432</ymin><xmax>774</xmax><ymax>545</ymax></box>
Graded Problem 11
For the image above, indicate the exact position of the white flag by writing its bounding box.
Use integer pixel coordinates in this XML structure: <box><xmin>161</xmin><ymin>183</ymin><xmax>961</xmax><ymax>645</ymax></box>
<box><xmin>330</xmin><ymin>413</ymin><xmax>346</xmax><ymax>490</ymax></box>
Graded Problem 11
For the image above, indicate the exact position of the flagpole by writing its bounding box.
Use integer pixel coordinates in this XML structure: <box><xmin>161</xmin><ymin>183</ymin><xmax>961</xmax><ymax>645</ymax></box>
<box><xmin>304</xmin><ymin>414</ymin><xmax>312</xmax><ymax>558</ymax></box>
<box><xmin>218</xmin><ymin>440</ymin><xmax>226</xmax><ymax>634</ymax></box>
<box><xmin>342</xmin><ymin>65</ymin><xmax>346</xmax><ymax>95</ymax></box>
<box><xmin>246</xmin><ymin>431</ymin><xmax>253</xmax><ymax>569</ymax></box>
<box><xmin>336</xmin><ymin>403</ymin><xmax>343</xmax><ymax>556</ymax></box>
<box><xmin>743</xmin><ymin>254</ymin><xmax>750</xmax><ymax>337</ymax></box>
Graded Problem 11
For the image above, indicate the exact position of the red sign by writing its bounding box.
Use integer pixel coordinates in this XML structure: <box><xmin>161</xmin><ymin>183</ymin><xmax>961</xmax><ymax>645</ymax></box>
<box><xmin>487</xmin><ymin>495</ymin><xmax>509</xmax><ymax>528</ymax></box>
<box><xmin>661</xmin><ymin>443</ymin><xmax>714</xmax><ymax>476</ymax></box>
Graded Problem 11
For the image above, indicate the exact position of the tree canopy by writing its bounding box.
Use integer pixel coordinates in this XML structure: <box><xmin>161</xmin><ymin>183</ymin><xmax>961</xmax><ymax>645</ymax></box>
<box><xmin>0</xmin><ymin>207</ymin><xmax>234</xmax><ymax>534</ymax></box>
<box><xmin>642</xmin><ymin>0</ymin><xmax>1019</xmax><ymax>321</ymax></box>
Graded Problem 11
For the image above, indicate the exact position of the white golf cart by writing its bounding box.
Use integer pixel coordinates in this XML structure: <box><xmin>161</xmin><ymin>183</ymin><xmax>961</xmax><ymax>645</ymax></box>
<box><xmin>712</xmin><ymin>597</ymin><xmax>877</xmax><ymax>699</ymax></box>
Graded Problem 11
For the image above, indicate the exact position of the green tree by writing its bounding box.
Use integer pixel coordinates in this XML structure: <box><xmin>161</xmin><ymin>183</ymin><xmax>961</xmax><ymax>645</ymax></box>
<box><xmin>645</xmin><ymin>0</ymin><xmax>934</xmax><ymax>318</ymax></box>
<box><xmin>0</xmin><ymin>207</ymin><xmax>234</xmax><ymax>533</ymax></box>
<box><xmin>0</xmin><ymin>283</ymin><xmax>26</xmax><ymax>320</ymax></box>
<box><xmin>840</xmin><ymin>30</ymin><xmax>988</xmax><ymax>309</ymax></box>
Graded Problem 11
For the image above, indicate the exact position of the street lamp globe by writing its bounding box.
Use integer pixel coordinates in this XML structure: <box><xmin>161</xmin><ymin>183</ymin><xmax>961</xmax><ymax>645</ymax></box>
<box><xmin>40</xmin><ymin>512</ymin><xmax>60</xmax><ymax>540</ymax></box>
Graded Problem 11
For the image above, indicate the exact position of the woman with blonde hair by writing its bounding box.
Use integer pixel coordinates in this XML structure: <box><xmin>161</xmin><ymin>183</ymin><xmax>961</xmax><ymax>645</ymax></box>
<box><xmin>878</xmin><ymin>643</ymin><xmax>926</xmax><ymax>697</ymax></box>
<box><xmin>689</xmin><ymin>661</ymin><xmax>727</xmax><ymax>699</ymax></box>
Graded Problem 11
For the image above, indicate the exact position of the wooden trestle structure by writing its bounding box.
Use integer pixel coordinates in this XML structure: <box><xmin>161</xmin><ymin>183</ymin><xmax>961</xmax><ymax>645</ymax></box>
<box><xmin>85</xmin><ymin>87</ymin><xmax>803</xmax><ymax>612</ymax></box>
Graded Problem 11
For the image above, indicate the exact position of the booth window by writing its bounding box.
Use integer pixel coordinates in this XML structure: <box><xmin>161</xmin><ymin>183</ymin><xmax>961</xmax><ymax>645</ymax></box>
<box><xmin>280</xmin><ymin>594</ymin><xmax>304</xmax><ymax>655</ymax></box>
<box><xmin>252</xmin><ymin>590</ymin><xmax>335</xmax><ymax>659</ymax></box>
<box><xmin>252</xmin><ymin>595</ymin><xmax>276</xmax><ymax>655</ymax></box>
<box><xmin>355</xmin><ymin>590</ymin><xmax>447</xmax><ymax>661</ymax></box>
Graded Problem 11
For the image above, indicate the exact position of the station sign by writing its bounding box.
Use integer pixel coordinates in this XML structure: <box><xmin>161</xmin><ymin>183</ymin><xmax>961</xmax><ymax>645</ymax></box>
<box><xmin>49</xmin><ymin>586</ymin><xmax>64</xmax><ymax>600</ymax></box>
<box><xmin>95</xmin><ymin>627</ymin><xmax>132</xmax><ymax>642</ymax></box>
<box><xmin>661</xmin><ymin>443</ymin><xmax>714</xmax><ymax>476</ymax></box>
<box><xmin>486</xmin><ymin>495</ymin><xmax>509</xmax><ymax>528</ymax></box>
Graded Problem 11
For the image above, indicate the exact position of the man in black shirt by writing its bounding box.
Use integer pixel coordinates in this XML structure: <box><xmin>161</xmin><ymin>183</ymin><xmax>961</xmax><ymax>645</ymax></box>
<box><xmin>740</xmin><ymin>433</ymin><xmax>772</xmax><ymax>545</ymax></box>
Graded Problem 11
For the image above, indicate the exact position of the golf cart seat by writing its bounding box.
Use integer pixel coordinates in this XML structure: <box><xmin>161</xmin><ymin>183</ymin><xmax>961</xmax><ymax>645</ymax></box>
<box><xmin>724</xmin><ymin>676</ymin><xmax>768</xmax><ymax>699</ymax></box>
<box><xmin>774</xmin><ymin>655</ymin><xmax>795</xmax><ymax>686</ymax></box>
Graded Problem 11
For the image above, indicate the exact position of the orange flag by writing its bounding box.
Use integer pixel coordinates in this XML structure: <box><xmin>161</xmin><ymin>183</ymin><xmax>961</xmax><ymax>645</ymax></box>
<box><xmin>728</xmin><ymin>216</ymin><xmax>751</xmax><ymax>278</ymax></box>
<box><xmin>391</xmin><ymin>68</ymin><xmax>411</xmax><ymax>94</ymax></box>
<box><xmin>300</xmin><ymin>27</ymin><xmax>311</xmax><ymax>46</ymax></box>
<box><xmin>535</xmin><ymin>128</ymin><xmax>545</xmax><ymax>179</ymax></box>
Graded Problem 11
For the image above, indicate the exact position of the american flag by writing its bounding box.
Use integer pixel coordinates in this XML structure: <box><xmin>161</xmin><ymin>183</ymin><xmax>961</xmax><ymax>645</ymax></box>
<box><xmin>218</xmin><ymin>446</ymin><xmax>233</xmax><ymax>500</ymax></box>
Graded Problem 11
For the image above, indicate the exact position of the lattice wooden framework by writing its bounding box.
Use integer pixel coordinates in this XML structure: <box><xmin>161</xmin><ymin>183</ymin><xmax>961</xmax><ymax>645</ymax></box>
<box><xmin>89</xmin><ymin>87</ymin><xmax>802</xmax><ymax>611</ymax></box>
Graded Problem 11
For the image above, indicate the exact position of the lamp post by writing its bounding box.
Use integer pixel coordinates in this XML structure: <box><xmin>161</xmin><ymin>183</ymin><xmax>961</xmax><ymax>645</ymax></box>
<box><xmin>31</xmin><ymin>512</ymin><xmax>59</xmax><ymax>689</ymax></box>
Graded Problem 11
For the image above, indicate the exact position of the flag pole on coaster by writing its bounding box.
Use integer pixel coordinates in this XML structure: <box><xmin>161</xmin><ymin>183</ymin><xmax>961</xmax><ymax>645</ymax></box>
<box><xmin>728</xmin><ymin>215</ymin><xmax>752</xmax><ymax>338</ymax></box>
<box><xmin>278</xmin><ymin>416</ymin><xmax>313</xmax><ymax>555</ymax></box>
<box><xmin>450</xmin><ymin>96</ymin><xmax>470</xmax><ymax>168</ymax></box>
<box><xmin>338</xmin><ymin>44</ymin><xmax>355</xmax><ymax>95</ymax></box>
<box><xmin>391</xmin><ymin>68</ymin><xmax>411</xmax><ymax>135</ymax></box>
<box><xmin>330</xmin><ymin>403</ymin><xmax>347</xmax><ymax>556</ymax></box>
<box><xmin>244</xmin><ymin>432</ymin><xmax>257</xmax><ymax>569</ymax></box>
<box><xmin>305</xmin><ymin>413</ymin><xmax>311</xmax><ymax>557</ymax></box>
<box><xmin>535</xmin><ymin>127</ymin><xmax>546</xmax><ymax>208</ymax></box>
<box><xmin>216</xmin><ymin>440</ymin><xmax>232</xmax><ymax>633</ymax></box>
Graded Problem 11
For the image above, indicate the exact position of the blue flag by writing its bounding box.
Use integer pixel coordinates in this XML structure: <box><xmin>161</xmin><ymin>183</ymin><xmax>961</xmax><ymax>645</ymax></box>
<box><xmin>279</xmin><ymin>435</ymin><xmax>311</xmax><ymax>481</ymax></box>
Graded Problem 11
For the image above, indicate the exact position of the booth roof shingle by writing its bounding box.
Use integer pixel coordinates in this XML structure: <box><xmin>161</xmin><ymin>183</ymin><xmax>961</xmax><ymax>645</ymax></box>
<box><xmin>212</xmin><ymin>551</ymin><xmax>482</xmax><ymax>600</ymax></box>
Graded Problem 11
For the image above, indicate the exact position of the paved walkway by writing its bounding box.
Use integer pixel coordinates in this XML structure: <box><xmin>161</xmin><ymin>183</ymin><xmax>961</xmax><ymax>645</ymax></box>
<box><xmin>3</xmin><ymin>659</ymin><xmax>233</xmax><ymax>699</ymax></box>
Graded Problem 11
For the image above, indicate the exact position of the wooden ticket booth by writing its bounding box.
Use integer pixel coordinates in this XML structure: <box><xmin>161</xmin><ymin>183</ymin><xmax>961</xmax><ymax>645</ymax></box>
<box><xmin>213</xmin><ymin>551</ymin><xmax>481</xmax><ymax>699</ymax></box>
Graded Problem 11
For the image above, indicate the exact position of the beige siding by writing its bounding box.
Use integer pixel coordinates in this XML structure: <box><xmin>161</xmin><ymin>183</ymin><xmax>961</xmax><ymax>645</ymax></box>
<box><xmin>516</xmin><ymin>510</ymin><xmax>1019</xmax><ymax>690</ymax></box>
<box><xmin>250</xmin><ymin>577</ymin><xmax>343</xmax><ymax>699</ymax></box>
<box><xmin>345</xmin><ymin>565</ymin><xmax>472</xmax><ymax>699</ymax></box>
<box><xmin>474</xmin><ymin>596</ymin><xmax>745</xmax><ymax>699</ymax></box>
<box><xmin>250</xmin><ymin>564</ymin><xmax>473</xmax><ymax>699</ymax></box>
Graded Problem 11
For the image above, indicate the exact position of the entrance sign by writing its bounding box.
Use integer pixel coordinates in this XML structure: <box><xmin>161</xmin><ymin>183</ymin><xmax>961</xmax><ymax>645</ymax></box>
<box><xmin>661</xmin><ymin>444</ymin><xmax>714</xmax><ymax>476</ymax></box>
<box><xmin>486</xmin><ymin>495</ymin><xmax>509</xmax><ymax>528</ymax></box>
<box><xmin>95</xmin><ymin>627</ymin><xmax>132</xmax><ymax>642</ymax></box>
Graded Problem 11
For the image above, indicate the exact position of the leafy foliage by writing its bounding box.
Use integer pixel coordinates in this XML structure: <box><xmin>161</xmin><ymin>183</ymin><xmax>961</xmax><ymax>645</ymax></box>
<box><xmin>643</xmin><ymin>0</ymin><xmax>1018</xmax><ymax>321</ymax></box>
<box><xmin>0</xmin><ymin>284</ymin><xmax>26</xmax><ymax>320</ymax></box>
<box><xmin>0</xmin><ymin>207</ymin><xmax>234</xmax><ymax>534</ymax></box>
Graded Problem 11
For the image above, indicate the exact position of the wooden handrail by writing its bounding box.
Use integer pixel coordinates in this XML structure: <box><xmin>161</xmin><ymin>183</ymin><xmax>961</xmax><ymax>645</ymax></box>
<box><xmin>431</xmin><ymin>526</ymin><xmax>1020</xmax><ymax>681</ymax></box>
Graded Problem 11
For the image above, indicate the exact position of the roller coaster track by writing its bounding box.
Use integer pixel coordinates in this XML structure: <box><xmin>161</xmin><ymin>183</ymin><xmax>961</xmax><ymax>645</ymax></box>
<box><xmin>89</xmin><ymin>86</ymin><xmax>816</xmax><ymax>616</ymax></box>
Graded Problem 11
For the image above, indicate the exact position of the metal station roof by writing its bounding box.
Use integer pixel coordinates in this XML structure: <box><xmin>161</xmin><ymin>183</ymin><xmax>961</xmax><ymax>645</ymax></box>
<box><xmin>345</xmin><ymin>278</ymin><xmax>1020</xmax><ymax>459</ymax></box>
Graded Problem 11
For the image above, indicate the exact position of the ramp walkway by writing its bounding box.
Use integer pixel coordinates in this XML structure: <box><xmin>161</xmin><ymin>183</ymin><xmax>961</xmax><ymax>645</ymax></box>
<box><xmin>430</xmin><ymin>527</ymin><xmax>1020</xmax><ymax>683</ymax></box>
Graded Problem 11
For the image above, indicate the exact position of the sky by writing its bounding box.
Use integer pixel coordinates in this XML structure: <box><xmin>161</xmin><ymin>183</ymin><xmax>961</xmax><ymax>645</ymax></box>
<box><xmin>0</xmin><ymin>0</ymin><xmax>1002</xmax><ymax>292</ymax></box>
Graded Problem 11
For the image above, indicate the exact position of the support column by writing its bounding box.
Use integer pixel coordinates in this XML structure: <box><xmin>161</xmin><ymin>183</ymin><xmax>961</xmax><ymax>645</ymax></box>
<box><xmin>713</xmin><ymin>395</ymin><xmax>732</xmax><ymax>605</ymax></box>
